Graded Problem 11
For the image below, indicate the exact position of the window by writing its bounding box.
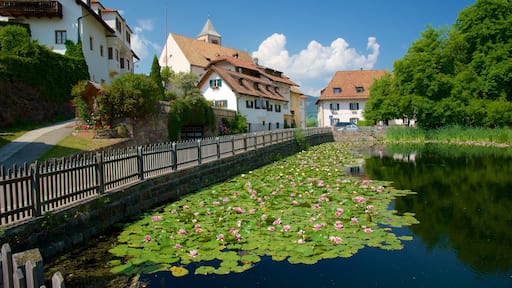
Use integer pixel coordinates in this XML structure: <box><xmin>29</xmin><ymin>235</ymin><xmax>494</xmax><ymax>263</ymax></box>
<box><xmin>255</xmin><ymin>99</ymin><xmax>264</xmax><ymax>109</ymax></box>
<box><xmin>333</xmin><ymin>87</ymin><xmax>341</xmax><ymax>94</ymax></box>
<box><xmin>246</xmin><ymin>100</ymin><xmax>254</xmax><ymax>108</ymax></box>
<box><xmin>349</xmin><ymin>103</ymin><xmax>359</xmax><ymax>110</ymax></box>
<box><xmin>55</xmin><ymin>30</ymin><xmax>66</xmax><ymax>44</ymax></box>
<box><xmin>115</xmin><ymin>18</ymin><xmax>122</xmax><ymax>32</ymax></box>
<box><xmin>125</xmin><ymin>31</ymin><xmax>131</xmax><ymax>43</ymax></box>
<box><xmin>89</xmin><ymin>36</ymin><xmax>93</xmax><ymax>51</ymax></box>
<box><xmin>276</xmin><ymin>122</ymin><xmax>280</xmax><ymax>129</ymax></box>
<box><xmin>209</xmin><ymin>79</ymin><xmax>222</xmax><ymax>88</ymax></box>
<box><xmin>115</xmin><ymin>49</ymin><xmax>119</xmax><ymax>62</ymax></box>
<box><xmin>120</xmin><ymin>58</ymin><xmax>125</xmax><ymax>69</ymax></box>
<box><xmin>127</xmin><ymin>60</ymin><xmax>130</xmax><ymax>70</ymax></box>
<box><xmin>330</xmin><ymin>103</ymin><xmax>340</xmax><ymax>111</ymax></box>
<box><xmin>350</xmin><ymin>118</ymin><xmax>359</xmax><ymax>123</ymax></box>
<box><xmin>356</xmin><ymin>86</ymin><xmax>364</xmax><ymax>93</ymax></box>
<box><xmin>100</xmin><ymin>45</ymin><xmax>104</xmax><ymax>57</ymax></box>
<box><xmin>275</xmin><ymin>104</ymin><xmax>281</xmax><ymax>112</ymax></box>
<box><xmin>108</xmin><ymin>47</ymin><xmax>113</xmax><ymax>59</ymax></box>
<box><xmin>212</xmin><ymin>100</ymin><xmax>228</xmax><ymax>108</ymax></box>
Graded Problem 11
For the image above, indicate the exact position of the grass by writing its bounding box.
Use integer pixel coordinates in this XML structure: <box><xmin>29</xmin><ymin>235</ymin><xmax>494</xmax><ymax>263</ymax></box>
<box><xmin>38</xmin><ymin>135</ymin><xmax>127</xmax><ymax>161</ymax></box>
<box><xmin>0</xmin><ymin>118</ymin><xmax>74</xmax><ymax>149</ymax></box>
<box><xmin>386</xmin><ymin>125</ymin><xmax>512</xmax><ymax>145</ymax></box>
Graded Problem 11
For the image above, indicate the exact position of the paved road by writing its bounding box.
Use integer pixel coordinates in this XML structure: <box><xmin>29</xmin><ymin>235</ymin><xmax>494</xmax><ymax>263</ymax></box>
<box><xmin>0</xmin><ymin>120</ymin><xmax>75</xmax><ymax>168</ymax></box>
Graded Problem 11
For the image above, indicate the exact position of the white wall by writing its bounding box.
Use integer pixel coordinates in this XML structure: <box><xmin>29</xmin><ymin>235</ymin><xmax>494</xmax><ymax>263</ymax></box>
<box><xmin>317</xmin><ymin>99</ymin><xmax>366</xmax><ymax>127</ymax></box>
<box><xmin>200</xmin><ymin>73</ymin><xmax>238</xmax><ymax>111</ymax></box>
<box><xmin>159</xmin><ymin>35</ymin><xmax>190</xmax><ymax>73</ymax></box>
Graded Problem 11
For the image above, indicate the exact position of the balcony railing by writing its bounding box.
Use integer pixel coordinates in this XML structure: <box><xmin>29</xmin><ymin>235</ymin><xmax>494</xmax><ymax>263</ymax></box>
<box><xmin>0</xmin><ymin>1</ymin><xmax>63</xmax><ymax>18</ymax></box>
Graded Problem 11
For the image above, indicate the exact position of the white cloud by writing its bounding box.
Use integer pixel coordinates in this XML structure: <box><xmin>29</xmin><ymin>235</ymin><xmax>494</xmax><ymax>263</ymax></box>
<box><xmin>130</xmin><ymin>19</ymin><xmax>161</xmax><ymax>74</ymax></box>
<box><xmin>252</xmin><ymin>34</ymin><xmax>380</xmax><ymax>95</ymax></box>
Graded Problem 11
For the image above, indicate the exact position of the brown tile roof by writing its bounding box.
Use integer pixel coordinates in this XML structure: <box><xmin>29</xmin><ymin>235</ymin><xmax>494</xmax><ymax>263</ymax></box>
<box><xmin>319</xmin><ymin>69</ymin><xmax>388</xmax><ymax>100</ymax></box>
<box><xmin>257</xmin><ymin>66</ymin><xmax>299</xmax><ymax>86</ymax></box>
<box><xmin>171</xmin><ymin>33</ymin><xmax>253</xmax><ymax>68</ymax></box>
<box><xmin>208</xmin><ymin>55</ymin><xmax>259</xmax><ymax>71</ymax></box>
<box><xmin>199</xmin><ymin>66</ymin><xmax>288</xmax><ymax>102</ymax></box>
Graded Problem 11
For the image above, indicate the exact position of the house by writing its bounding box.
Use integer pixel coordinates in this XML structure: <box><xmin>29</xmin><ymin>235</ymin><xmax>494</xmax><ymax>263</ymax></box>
<box><xmin>317</xmin><ymin>69</ymin><xmax>388</xmax><ymax>127</ymax></box>
<box><xmin>290</xmin><ymin>86</ymin><xmax>307</xmax><ymax>128</ymax></box>
<box><xmin>197</xmin><ymin>55</ymin><xmax>298</xmax><ymax>132</ymax></box>
<box><xmin>0</xmin><ymin>0</ymin><xmax>138</xmax><ymax>84</ymax></box>
<box><xmin>159</xmin><ymin>18</ymin><xmax>253</xmax><ymax>82</ymax></box>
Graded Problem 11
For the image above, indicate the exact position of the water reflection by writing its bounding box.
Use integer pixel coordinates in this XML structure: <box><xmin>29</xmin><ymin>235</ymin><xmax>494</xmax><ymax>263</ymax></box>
<box><xmin>363</xmin><ymin>143</ymin><xmax>512</xmax><ymax>275</ymax></box>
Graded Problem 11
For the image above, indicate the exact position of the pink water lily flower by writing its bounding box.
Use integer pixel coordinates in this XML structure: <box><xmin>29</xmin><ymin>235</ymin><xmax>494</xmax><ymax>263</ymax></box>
<box><xmin>282</xmin><ymin>225</ymin><xmax>291</xmax><ymax>232</ymax></box>
<box><xmin>353</xmin><ymin>196</ymin><xmax>365</xmax><ymax>203</ymax></box>
<box><xmin>364</xmin><ymin>227</ymin><xmax>373</xmax><ymax>233</ymax></box>
<box><xmin>329</xmin><ymin>236</ymin><xmax>343</xmax><ymax>244</ymax></box>
<box><xmin>144</xmin><ymin>235</ymin><xmax>151</xmax><ymax>242</ymax></box>
<box><xmin>174</xmin><ymin>243</ymin><xmax>182</xmax><ymax>249</ymax></box>
<box><xmin>313</xmin><ymin>224</ymin><xmax>322</xmax><ymax>231</ymax></box>
<box><xmin>268</xmin><ymin>226</ymin><xmax>275</xmax><ymax>232</ymax></box>
<box><xmin>189</xmin><ymin>250</ymin><xmax>198</xmax><ymax>258</ymax></box>
<box><xmin>178</xmin><ymin>229</ymin><xmax>187</xmax><ymax>235</ymax></box>
<box><xmin>151</xmin><ymin>215</ymin><xmax>163</xmax><ymax>222</ymax></box>
<box><xmin>273</xmin><ymin>218</ymin><xmax>282</xmax><ymax>225</ymax></box>
<box><xmin>351</xmin><ymin>217</ymin><xmax>359</xmax><ymax>223</ymax></box>
<box><xmin>216</xmin><ymin>234</ymin><xmax>225</xmax><ymax>241</ymax></box>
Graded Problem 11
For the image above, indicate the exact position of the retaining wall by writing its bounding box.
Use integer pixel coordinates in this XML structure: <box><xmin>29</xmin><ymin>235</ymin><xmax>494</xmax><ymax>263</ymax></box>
<box><xmin>1</xmin><ymin>133</ymin><xmax>333</xmax><ymax>259</ymax></box>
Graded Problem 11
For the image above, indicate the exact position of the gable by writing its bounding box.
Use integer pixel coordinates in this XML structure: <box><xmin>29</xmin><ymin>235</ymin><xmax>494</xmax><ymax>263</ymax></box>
<box><xmin>319</xmin><ymin>70</ymin><xmax>388</xmax><ymax>100</ymax></box>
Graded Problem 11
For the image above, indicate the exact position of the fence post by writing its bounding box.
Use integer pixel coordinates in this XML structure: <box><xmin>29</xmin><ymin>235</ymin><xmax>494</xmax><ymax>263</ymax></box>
<box><xmin>243</xmin><ymin>134</ymin><xmax>248</xmax><ymax>151</ymax></box>
<box><xmin>2</xmin><ymin>243</ymin><xmax>13</xmax><ymax>288</ymax></box>
<box><xmin>216</xmin><ymin>137</ymin><xmax>221</xmax><ymax>159</ymax></box>
<box><xmin>137</xmin><ymin>146</ymin><xmax>144</xmax><ymax>181</ymax></box>
<box><xmin>231</xmin><ymin>136</ymin><xmax>235</xmax><ymax>156</ymax></box>
<box><xmin>171</xmin><ymin>142</ymin><xmax>177</xmax><ymax>171</ymax></box>
<box><xmin>13</xmin><ymin>268</ymin><xmax>24</xmax><ymax>288</ymax></box>
<box><xmin>25</xmin><ymin>260</ymin><xmax>38</xmax><ymax>288</ymax></box>
<box><xmin>30</xmin><ymin>163</ymin><xmax>41</xmax><ymax>218</ymax></box>
<box><xmin>96</xmin><ymin>152</ymin><xmax>105</xmax><ymax>194</ymax></box>
<box><xmin>51</xmin><ymin>272</ymin><xmax>65</xmax><ymax>288</ymax></box>
<box><xmin>197</xmin><ymin>140</ymin><xmax>202</xmax><ymax>165</ymax></box>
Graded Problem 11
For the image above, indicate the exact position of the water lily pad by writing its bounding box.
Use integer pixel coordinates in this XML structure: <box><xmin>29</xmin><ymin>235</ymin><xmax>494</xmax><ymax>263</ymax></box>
<box><xmin>170</xmin><ymin>266</ymin><xmax>189</xmax><ymax>277</ymax></box>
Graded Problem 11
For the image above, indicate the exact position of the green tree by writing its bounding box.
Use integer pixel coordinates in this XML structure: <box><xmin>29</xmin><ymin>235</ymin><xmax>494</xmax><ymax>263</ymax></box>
<box><xmin>149</xmin><ymin>55</ymin><xmax>165</xmax><ymax>100</ymax></box>
<box><xmin>0</xmin><ymin>25</ymin><xmax>36</xmax><ymax>57</ymax></box>
<box><xmin>106</xmin><ymin>73</ymin><xmax>160</xmax><ymax>119</ymax></box>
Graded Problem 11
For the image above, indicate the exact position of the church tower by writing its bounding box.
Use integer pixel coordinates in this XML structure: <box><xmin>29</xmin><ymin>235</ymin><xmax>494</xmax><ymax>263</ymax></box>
<box><xmin>197</xmin><ymin>17</ymin><xmax>222</xmax><ymax>45</ymax></box>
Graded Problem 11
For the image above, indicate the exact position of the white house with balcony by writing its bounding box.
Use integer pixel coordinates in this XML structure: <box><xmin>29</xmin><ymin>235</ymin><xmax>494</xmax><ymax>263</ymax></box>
<box><xmin>0</xmin><ymin>0</ymin><xmax>138</xmax><ymax>84</ymax></box>
<box><xmin>317</xmin><ymin>69</ymin><xmax>388</xmax><ymax>127</ymax></box>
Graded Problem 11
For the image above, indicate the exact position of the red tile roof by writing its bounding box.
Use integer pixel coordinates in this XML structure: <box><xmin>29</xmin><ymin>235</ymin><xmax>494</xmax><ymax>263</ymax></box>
<box><xmin>319</xmin><ymin>69</ymin><xmax>388</xmax><ymax>100</ymax></box>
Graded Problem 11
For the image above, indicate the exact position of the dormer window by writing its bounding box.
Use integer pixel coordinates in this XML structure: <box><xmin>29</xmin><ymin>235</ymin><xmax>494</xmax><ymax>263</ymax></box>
<box><xmin>209</xmin><ymin>79</ymin><xmax>222</xmax><ymax>89</ymax></box>
<box><xmin>333</xmin><ymin>87</ymin><xmax>341</xmax><ymax>94</ymax></box>
<box><xmin>356</xmin><ymin>86</ymin><xmax>364</xmax><ymax>93</ymax></box>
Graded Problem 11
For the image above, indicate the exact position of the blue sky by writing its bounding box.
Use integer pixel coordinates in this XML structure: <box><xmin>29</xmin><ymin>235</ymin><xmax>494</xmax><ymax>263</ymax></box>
<box><xmin>100</xmin><ymin>0</ymin><xmax>475</xmax><ymax>96</ymax></box>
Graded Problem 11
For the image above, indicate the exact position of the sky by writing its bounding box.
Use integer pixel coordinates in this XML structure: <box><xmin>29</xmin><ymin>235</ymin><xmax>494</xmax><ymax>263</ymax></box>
<box><xmin>100</xmin><ymin>0</ymin><xmax>476</xmax><ymax>96</ymax></box>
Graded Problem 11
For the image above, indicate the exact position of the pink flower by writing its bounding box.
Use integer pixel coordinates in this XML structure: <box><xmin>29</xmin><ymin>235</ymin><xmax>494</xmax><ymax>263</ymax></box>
<box><xmin>237</xmin><ymin>220</ymin><xmax>242</xmax><ymax>227</ymax></box>
<box><xmin>249</xmin><ymin>208</ymin><xmax>256</xmax><ymax>213</ymax></box>
<box><xmin>282</xmin><ymin>225</ymin><xmax>291</xmax><ymax>232</ymax></box>
<box><xmin>292</xmin><ymin>200</ymin><xmax>298</xmax><ymax>205</ymax></box>
<box><xmin>329</xmin><ymin>236</ymin><xmax>343</xmax><ymax>244</ymax></box>
<box><xmin>334</xmin><ymin>221</ymin><xmax>344</xmax><ymax>231</ymax></box>
<box><xmin>235</xmin><ymin>233</ymin><xmax>242</xmax><ymax>241</ymax></box>
<box><xmin>268</xmin><ymin>226</ymin><xmax>275</xmax><ymax>232</ymax></box>
<box><xmin>233</xmin><ymin>207</ymin><xmax>246</xmax><ymax>214</ymax></box>
<box><xmin>297</xmin><ymin>239</ymin><xmax>305</xmax><ymax>244</ymax></box>
<box><xmin>216</xmin><ymin>234</ymin><xmax>225</xmax><ymax>241</ymax></box>
<box><xmin>178</xmin><ymin>229</ymin><xmax>187</xmax><ymax>235</ymax></box>
<box><xmin>298</xmin><ymin>230</ymin><xmax>305</xmax><ymax>236</ymax></box>
<box><xmin>182</xmin><ymin>205</ymin><xmax>190</xmax><ymax>210</ymax></box>
<box><xmin>261</xmin><ymin>214</ymin><xmax>268</xmax><ymax>220</ymax></box>
<box><xmin>151</xmin><ymin>215</ymin><xmax>163</xmax><ymax>222</ymax></box>
<box><xmin>223</xmin><ymin>197</ymin><xmax>230</xmax><ymax>203</ymax></box>
<box><xmin>195</xmin><ymin>227</ymin><xmax>203</xmax><ymax>233</ymax></box>
<box><xmin>312</xmin><ymin>203</ymin><xmax>321</xmax><ymax>209</ymax></box>
<box><xmin>189</xmin><ymin>250</ymin><xmax>198</xmax><ymax>258</ymax></box>
<box><xmin>309</xmin><ymin>217</ymin><xmax>316</xmax><ymax>222</ymax></box>
<box><xmin>144</xmin><ymin>235</ymin><xmax>152</xmax><ymax>242</ymax></box>
<box><xmin>313</xmin><ymin>224</ymin><xmax>322</xmax><ymax>231</ymax></box>
<box><xmin>260</xmin><ymin>202</ymin><xmax>265</xmax><ymax>207</ymax></box>
<box><xmin>212</xmin><ymin>201</ymin><xmax>220</xmax><ymax>206</ymax></box>
<box><xmin>233</xmin><ymin>191</ymin><xmax>239</xmax><ymax>197</ymax></box>
<box><xmin>353</xmin><ymin>196</ymin><xmax>365</xmax><ymax>203</ymax></box>
<box><xmin>273</xmin><ymin>218</ymin><xmax>282</xmax><ymax>225</ymax></box>
<box><xmin>174</xmin><ymin>244</ymin><xmax>182</xmax><ymax>249</ymax></box>
<box><xmin>317</xmin><ymin>180</ymin><xmax>324</xmax><ymax>187</ymax></box>
<box><xmin>351</xmin><ymin>217</ymin><xmax>359</xmax><ymax>224</ymax></box>
<box><xmin>364</xmin><ymin>227</ymin><xmax>373</xmax><ymax>233</ymax></box>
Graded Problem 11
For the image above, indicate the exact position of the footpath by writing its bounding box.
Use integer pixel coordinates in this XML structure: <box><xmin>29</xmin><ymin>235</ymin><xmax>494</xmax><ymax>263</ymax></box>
<box><xmin>0</xmin><ymin>119</ymin><xmax>75</xmax><ymax>168</ymax></box>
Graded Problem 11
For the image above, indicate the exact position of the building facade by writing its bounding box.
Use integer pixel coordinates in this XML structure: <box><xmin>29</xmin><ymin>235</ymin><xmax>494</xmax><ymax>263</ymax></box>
<box><xmin>0</xmin><ymin>0</ymin><xmax>138</xmax><ymax>84</ymax></box>
<box><xmin>317</xmin><ymin>69</ymin><xmax>388</xmax><ymax>127</ymax></box>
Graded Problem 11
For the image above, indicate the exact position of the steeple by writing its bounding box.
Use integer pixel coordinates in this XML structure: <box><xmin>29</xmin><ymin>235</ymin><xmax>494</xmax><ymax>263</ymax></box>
<box><xmin>197</xmin><ymin>17</ymin><xmax>222</xmax><ymax>45</ymax></box>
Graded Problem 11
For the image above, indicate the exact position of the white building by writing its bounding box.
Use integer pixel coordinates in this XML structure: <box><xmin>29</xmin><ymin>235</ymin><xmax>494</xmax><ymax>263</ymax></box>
<box><xmin>0</xmin><ymin>0</ymin><xmax>138</xmax><ymax>84</ymax></box>
<box><xmin>317</xmin><ymin>70</ymin><xmax>388</xmax><ymax>127</ymax></box>
<box><xmin>197</xmin><ymin>56</ymin><xmax>297</xmax><ymax>132</ymax></box>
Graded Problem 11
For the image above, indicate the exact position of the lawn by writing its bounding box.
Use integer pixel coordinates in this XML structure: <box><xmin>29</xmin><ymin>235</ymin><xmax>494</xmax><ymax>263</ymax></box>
<box><xmin>38</xmin><ymin>135</ymin><xmax>128</xmax><ymax>161</ymax></box>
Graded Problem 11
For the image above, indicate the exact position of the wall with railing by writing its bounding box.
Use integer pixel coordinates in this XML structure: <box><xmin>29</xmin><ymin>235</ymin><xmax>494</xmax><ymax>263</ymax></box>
<box><xmin>0</xmin><ymin>127</ymin><xmax>331</xmax><ymax>227</ymax></box>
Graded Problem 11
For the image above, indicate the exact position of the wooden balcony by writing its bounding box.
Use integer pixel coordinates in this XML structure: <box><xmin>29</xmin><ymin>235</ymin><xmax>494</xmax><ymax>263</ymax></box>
<box><xmin>0</xmin><ymin>1</ymin><xmax>63</xmax><ymax>18</ymax></box>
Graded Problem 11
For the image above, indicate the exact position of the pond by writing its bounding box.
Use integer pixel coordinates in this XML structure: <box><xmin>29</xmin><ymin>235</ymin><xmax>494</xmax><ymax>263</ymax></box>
<box><xmin>45</xmin><ymin>143</ymin><xmax>512</xmax><ymax>287</ymax></box>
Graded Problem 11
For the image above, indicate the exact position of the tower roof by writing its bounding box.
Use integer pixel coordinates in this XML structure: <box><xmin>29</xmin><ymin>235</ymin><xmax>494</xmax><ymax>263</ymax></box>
<box><xmin>198</xmin><ymin>17</ymin><xmax>221</xmax><ymax>38</ymax></box>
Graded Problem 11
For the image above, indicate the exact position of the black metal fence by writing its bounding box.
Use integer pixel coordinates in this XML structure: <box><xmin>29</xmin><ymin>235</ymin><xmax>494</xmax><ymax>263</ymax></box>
<box><xmin>0</xmin><ymin>128</ymin><xmax>331</xmax><ymax>226</ymax></box>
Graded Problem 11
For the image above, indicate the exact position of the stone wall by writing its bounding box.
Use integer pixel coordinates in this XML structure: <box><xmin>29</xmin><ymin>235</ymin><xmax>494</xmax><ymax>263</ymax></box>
<box><xmin>1</xmin><ymin>133</ymin><xmax>334</xmax><ymax>259</ymax></box>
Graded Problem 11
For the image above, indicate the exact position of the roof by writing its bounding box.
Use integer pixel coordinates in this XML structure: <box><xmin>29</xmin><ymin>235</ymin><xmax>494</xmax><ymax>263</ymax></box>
<box><xmin>198</xmin><ymin>18</ymin><xmax>221</xmax><ymax>38</ymax></box>
<box><xmin>170</xmin><ymin>33</ymin><xmax>253</xmax><ymax>68</ymax></box>
<box><xmin>319</xmin><ymin>69</ymin><xmax>388</xmax><ymax>100</ymax></box>
<box><xmin>77</xmin><ymin>0</ymin><xmax>114</xmax><ymax>34</ymax></box>
<box><xmin>199</xmin><ymin>66</ymin><xmax>288</xmax><ymax>102</ymax></box>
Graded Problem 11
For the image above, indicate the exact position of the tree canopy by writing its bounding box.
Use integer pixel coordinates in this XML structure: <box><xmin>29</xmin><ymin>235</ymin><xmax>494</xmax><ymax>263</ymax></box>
<box><xmin>364</xmin><ymin>0</ymin><xmax>512</xmax><ymax>128</ymax></box>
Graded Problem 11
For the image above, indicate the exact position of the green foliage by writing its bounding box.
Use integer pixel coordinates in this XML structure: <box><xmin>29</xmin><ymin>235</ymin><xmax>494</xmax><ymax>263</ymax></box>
<box><xmin>108</xmin><ymin>142</ymin><xmax>418</xmax><ymax>276</ymax></box>
<box><xmin>220</xmin><ymin>113</ymin><xmax>248</xmax><ymax>135</ymax></box>
<box><xmin>149</xmin><ymin>55</ymin><xmax>165</xmax><ymax>100</ymax></box>
<box><xmin>294</xmin><ymin>128</ymin><xmax>308</xmax><ymax>150</ymax></box>
<box><xmin>364</xmin><ymin>0</ymin><xmax>512</xmax><ymax>129</ymax></box>
<box><xmin>107</xmin><ymin>73</ymin><xmax>160</xmax><ymax>119</ymax></box>
<box><xmin>168</xmin><ymin>95</ymin><xmax>216</xmax><ymax>140</ymax></box>
<box><xmin>0</xmin><ymin>25</ymin><xmax>32</xmax><ymax>56</ymax></box>
<box><xmin>306</xmin><ymin>117</ymin><xmax>317</xmax><ymax>127</ymax></box>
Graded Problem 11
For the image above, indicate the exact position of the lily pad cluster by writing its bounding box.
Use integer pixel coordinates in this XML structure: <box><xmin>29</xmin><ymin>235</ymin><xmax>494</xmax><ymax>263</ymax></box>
<box><xmin>109</xmin><ymin>143</ymin><xmax>418</xmax><ymax>276</ymax></box>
